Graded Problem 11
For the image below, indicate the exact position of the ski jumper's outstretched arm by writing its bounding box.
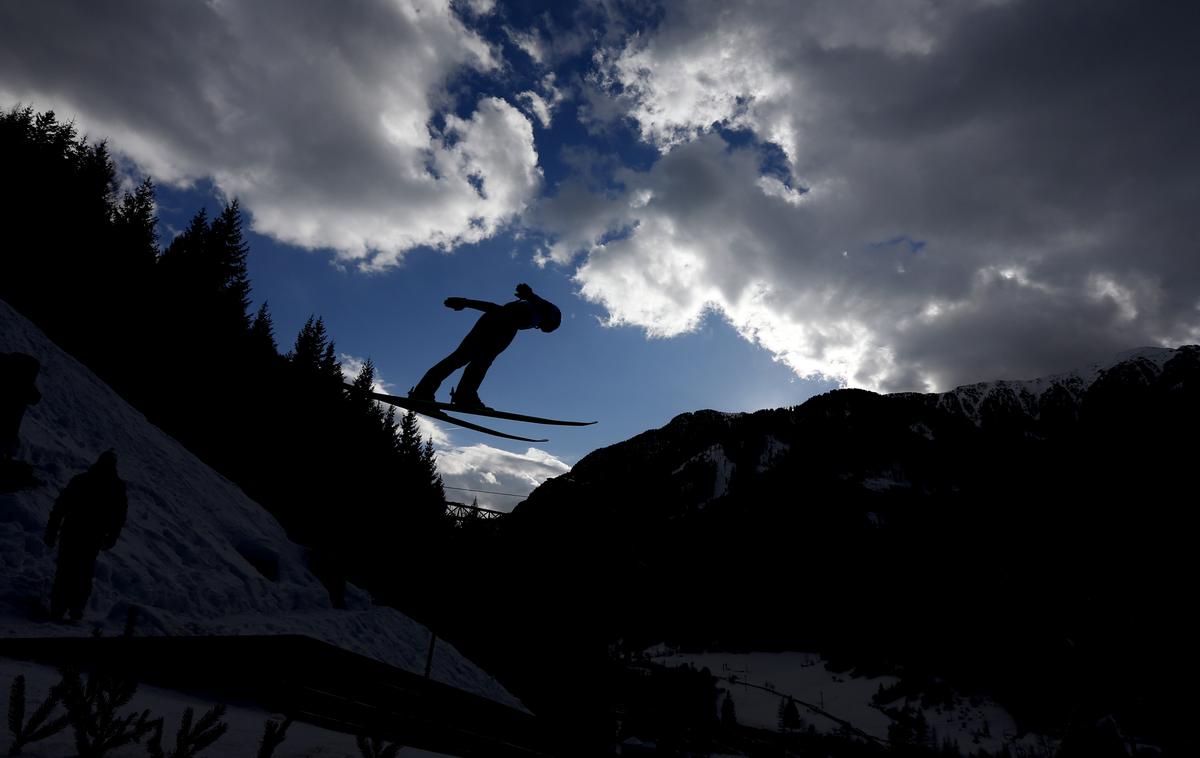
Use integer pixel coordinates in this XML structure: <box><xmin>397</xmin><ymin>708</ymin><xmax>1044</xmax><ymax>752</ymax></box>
<box><xmin>444</xmin><ymin>297</ymin><xmax>500</xmax><ymax>313</ymax></box>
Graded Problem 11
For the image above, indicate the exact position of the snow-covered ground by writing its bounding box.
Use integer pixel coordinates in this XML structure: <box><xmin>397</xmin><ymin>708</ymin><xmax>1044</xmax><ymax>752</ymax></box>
<box><xmin>650</xmin><ymin>648</ymin><xmax>1057</xmax><ymax>756</ymax></box>
<box><xmin>0</xmin><ymin>299</ymin><xmax>521</xmax><ymax>714</ymax></box>
<box><xmin>0</xmin><ymin>657</ymin><xmax>452</xmax><ymax>757</ymax></box>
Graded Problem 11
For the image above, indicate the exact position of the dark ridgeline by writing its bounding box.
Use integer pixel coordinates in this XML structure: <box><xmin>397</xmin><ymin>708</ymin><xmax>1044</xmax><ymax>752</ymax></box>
<box><xmin>0</xmin><ymin>105</ymin><xmax>448</xmax><ymax>612</ymax></box>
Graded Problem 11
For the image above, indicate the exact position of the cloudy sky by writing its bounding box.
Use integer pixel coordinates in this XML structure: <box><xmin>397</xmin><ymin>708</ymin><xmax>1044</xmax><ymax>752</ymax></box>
<box><xmin>3</xmin><ymin>0</ymin><xmax>1198</xmax><ymax>508</ymax></box>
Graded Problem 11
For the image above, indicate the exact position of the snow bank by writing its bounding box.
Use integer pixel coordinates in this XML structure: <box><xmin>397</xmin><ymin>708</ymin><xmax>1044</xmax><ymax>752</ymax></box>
<box><xmin>0</xmin><ymin>299</ymin><xmax>520</xmax><ymax>710</ymax></box>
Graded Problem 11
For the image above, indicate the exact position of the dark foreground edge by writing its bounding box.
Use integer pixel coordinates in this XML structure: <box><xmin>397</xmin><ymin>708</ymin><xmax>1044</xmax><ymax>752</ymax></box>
<box><xmin>0</xmin><ymin>634</ymin><xmax>565</xmax><ymax>757</ymax></box>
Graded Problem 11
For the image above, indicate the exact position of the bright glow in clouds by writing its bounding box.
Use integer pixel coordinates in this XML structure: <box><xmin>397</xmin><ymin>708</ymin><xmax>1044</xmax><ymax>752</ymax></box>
<box><xmin>0</xmin><ymin>0</ymin><xmax>540</xmax><ymax>269</ymax></box>
<box><xmin>436</xmin><ymin>444</ymin><xmax>570</xmax><ymax>511</ymax></box>
<box><xmin>544</xmin><ymin>0</ymin><xmax>1200</xmax><ymax>391</ymax></box>
<box><xmin>338</xmin><ymin>354</ymin><xmax>567</xmax><ymax>508</ymax></box>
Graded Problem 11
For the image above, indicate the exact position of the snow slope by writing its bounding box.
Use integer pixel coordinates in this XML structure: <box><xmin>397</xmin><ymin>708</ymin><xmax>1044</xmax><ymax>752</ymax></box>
<box><xmin>0</xmin><ymin>299</ymin><xmax>520</xmax><ymax>710</ymax></box>
<box><xmin>0</xmin><ymin>657</ymin><xmax>454</xmax><ymax>758</ymax></box>
<box><xmin>652</xmin><ymin>649</ymin><xmax>1057</xmax><ymax>756</ymax></box>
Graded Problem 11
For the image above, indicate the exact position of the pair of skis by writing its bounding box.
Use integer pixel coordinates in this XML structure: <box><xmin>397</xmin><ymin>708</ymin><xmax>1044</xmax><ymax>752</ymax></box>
<box><xmin>346</xmin><ymin>385</ymin><xmax>596</xmax><ymax>442</ymax></box>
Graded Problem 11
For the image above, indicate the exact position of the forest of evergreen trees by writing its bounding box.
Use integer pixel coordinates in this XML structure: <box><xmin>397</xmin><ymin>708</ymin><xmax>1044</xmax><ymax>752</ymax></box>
<box><xmin>0</xmin><ymin>105</ymin><xmax>449</xmax><ymax>610</ymax></box>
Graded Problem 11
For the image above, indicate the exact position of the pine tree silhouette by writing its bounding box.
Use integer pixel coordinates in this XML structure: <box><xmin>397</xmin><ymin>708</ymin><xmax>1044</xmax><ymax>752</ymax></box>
<box><xmin>249</xmin><ymin>302</ymin><xmax>279</xmax><ymax>358</ymax></box>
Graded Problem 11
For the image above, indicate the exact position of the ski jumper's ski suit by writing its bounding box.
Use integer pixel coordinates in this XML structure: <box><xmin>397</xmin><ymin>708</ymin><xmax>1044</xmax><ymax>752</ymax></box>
<box><xmin>413</xmin><ymin>285</ymin><xmax>559</xmax><ymax>406</ymax></box>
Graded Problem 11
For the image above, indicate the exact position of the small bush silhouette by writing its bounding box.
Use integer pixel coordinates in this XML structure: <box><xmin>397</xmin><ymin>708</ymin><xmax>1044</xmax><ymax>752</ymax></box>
<box><xmin>256</xmin><ymin>716</ymin><xmax>292</xmax><ymax>758</ymax></box>
<box><xmin>7</xmin><ymin>674</ymin><xmax>70</xmax><ymax>755</ymax></box>
<box><xmin>59</xmin><ymin>668</ymin><xmax>157</xmax><ymax>757</ymax></box>
<box><xmin>146</xmin><ymin>704</ymin><xmax>228</xmax><ymax>758</ymax></box>
<box><xmin>355</xmin><ymin>734</ymin><xmax>403</xmax><ymax>758</ymax></box>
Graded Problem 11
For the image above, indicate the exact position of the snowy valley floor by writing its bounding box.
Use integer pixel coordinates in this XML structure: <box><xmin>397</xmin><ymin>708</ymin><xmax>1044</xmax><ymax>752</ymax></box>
<box><xmin>651</xmin><ymin>649</ymin><xmax>1058</xmax><ymax>756</ymax></box>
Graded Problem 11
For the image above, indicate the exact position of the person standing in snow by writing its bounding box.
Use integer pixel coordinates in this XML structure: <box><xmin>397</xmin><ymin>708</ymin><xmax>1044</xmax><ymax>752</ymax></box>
<box><xmin>0</xmin><ymin>352</ymin><xmax>41</xmax><ymax>461</ymax></box>
<box><xmin>43</xmin><ymin>450</ymin><xmax>128</xmax><ymax>621</ymax></box>
<box><xmin>409</xmin><ymin>283</ymin><xmax>561</xmax><ymax>410</ymax></box>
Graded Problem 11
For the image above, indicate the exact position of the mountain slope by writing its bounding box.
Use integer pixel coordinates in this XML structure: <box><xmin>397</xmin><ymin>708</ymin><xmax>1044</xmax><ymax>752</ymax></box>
<box><xmin>506</xmin><ymin>345</ymin><xmax>1197</xmax><ymax>748</ymax></box>
<box><xmin>0</xmin><ymin>298</ymin><xmax>520</xmax><ymax>709</ymax></box>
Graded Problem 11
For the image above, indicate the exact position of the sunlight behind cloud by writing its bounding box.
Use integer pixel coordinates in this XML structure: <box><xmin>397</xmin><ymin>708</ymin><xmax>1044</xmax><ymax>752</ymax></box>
<box><xmin>436</xmin><ymin>443</ymin><xmax>570</xmax><ymax>511</ymax></box>
<box><xmin>540</xmin><ymin>0</ymin><xmax>1200</xmax><ymax>392</ymax></box>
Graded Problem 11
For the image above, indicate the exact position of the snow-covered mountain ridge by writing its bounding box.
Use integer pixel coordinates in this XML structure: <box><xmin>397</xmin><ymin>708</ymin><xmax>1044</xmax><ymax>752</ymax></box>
<box><xmin>0</xmin><ymin>299</ymin><xmax>520</xmax><ymax>709</ymax></box>
<box><xmin>521</xmin><ymin>344</ymin><xmax>1197</xmax><ymax>515</ymax></box>
<box><xmin>915</xmin><ymin>346</ymin><xmax>1178</xmax><ymax>427</ymax></box>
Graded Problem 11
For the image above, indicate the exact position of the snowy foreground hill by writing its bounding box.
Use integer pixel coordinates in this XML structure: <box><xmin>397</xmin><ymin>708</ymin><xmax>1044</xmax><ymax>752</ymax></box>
<box><xmin>0</xmin><ymin>299</ymin><xmax>519</xmax><ymax>711</ymax></box>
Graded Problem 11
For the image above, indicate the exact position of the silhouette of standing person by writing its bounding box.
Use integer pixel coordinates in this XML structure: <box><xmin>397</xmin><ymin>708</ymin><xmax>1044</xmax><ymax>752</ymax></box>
<box><xmin>0</xmin><ymin>352</ymin><xmax>41</xmax><ymax>462</ymax></box>
<box><xmin>44</xmin><ymin>450</ymin><xmax>128</xmax><ymax>622</ymax></box>
<box><xmin>410</xmin><ymin>283</ymin><xmax>560</xmax><ymax>410</ymax></box>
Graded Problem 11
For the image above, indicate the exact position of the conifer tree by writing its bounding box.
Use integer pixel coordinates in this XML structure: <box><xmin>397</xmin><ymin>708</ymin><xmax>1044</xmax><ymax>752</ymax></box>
<box><xmin>382</xmin><ymin>406</ymin><xmax>401</xmax><ymax>452</ymax></box>
<box><xmin>112</xmin><ymin>178</ymin><xmax>158</xmax><ymax>269</ymax></box>
<box><xmin>206</xmin><ymin>200</ymin><xmax>252</xmax><ymax>330</ymax></box>
<box><xmin>398</xmin><ymin>410</ymin><xmax>423</xmax><ymax>461</ymax></box>
<box><xmin>249</xmin><ymin>302</ymin><xmax>278</xmax><ymax>358</ymax></box>
<box><xmin>422</xmin><ymin>438</ymin><xmax>444</xmax><ymax>501</ymax></box>
<box><xmin>290</xmin><ymin>316</ymin><xmax>330</xmax><ymax>374</ymax></box>
<box><xmin>159</xmin><ymin>208</ymin><xmax>209</xmax><ymax>278</ymax></box>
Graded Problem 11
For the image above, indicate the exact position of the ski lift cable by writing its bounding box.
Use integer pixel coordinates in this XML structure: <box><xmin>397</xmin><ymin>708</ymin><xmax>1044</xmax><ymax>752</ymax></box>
<box><xmin>443</xmin><ymin>485</ymin><xmax>530</xmax><ymax>498</ymax></box>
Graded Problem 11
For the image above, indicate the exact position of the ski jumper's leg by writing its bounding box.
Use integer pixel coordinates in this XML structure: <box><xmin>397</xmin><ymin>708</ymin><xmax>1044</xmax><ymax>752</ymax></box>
<box><xmin>414</xmin><ymin>313</ymin><xmax>505</xmax><ymax>398</ymax></box>
<box><xmin>413</xmin><ymin>347</ymin><xmax>471</xmax><ymax>398</ymax></box>
<box><xmin>455</xmin><ymin>352</ymin><xmax>498</xmax><ymax>400</ymax></box>
<box><xmin>455</xmin><ymin>328</ymin><xmax>517</xmax><ymax>400</ymax></box>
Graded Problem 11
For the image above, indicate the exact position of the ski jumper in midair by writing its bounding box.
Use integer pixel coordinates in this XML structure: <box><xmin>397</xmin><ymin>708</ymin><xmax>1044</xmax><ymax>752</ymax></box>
<box><xmin>411</xmin><ymin>283</ymin><xmax>560</xmax><ymax>410</ymax></box>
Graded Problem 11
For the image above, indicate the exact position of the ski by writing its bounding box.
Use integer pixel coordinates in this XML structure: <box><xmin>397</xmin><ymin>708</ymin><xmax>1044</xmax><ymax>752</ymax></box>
<box><xmin>349</xmin><ymin>386</ymin><xmax>597</xmax><ymax>427</ymax></box>
<box><xmin>421</xmin><ymin>408</ymin><xmax>548</xmax><ymax>443</ymax></box>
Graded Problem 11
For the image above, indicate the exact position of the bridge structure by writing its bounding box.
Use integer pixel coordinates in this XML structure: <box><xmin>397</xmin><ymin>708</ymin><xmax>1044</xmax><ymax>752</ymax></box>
<box><xmin>446</xmin><ymin>501</ymin><xmax>509</xmax><ymax>526</ymax></box>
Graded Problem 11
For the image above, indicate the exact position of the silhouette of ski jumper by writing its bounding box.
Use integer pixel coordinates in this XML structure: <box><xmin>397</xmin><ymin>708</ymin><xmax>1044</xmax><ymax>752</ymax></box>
<box><xmin>411</xmin><ymin>283</ymin><xmax>560</xmax><ymax>410</ymax></box>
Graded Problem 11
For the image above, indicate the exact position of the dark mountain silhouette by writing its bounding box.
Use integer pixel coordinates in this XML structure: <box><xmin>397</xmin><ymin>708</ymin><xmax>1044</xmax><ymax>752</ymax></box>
<box><xmin>498</xmin><ymin>346</ymin><xmax>1196</xmax><ymax>751</ymax></box>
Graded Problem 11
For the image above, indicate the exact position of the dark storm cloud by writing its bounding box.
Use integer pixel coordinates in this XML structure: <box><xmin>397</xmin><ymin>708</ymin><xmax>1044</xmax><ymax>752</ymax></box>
<box><xmin>540</xmin><ymin>0</ymin><xmax>1200</xmax><ymax>390</ymax></box>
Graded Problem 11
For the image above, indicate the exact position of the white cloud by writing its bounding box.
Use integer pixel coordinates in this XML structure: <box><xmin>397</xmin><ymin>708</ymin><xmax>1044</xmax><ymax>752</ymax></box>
<box><xmin>541</xmin><ymin>0</ymin><xmax>1200</xmax><ymax>391</ymax></box>
<box><xmin>460</xmin><ymin>0</ymin><xmax>497</xmax><ymax>16</ymax></box>
<box><xmin>0</xmin><ymin>0</ymin><xmax>540</xmax><ymax>268</ymax></box>
<box><xmin>436</xmin><ymin>444</ymin><xmax>570</xmax><ymax>511</ymax></box>
<box><xmin>339</xmin><ymin>354</ymin><xmax>391</xmax><ymax>394</ymax></box>
<box><xmin>516</xmin><ymin>75</ymin><xmax>564</xmax><ymax>129</ymax></box>
<box><xmin>594</xmin><ymin>0</ymin><xmax>984</xmax><ymax>164</ymax></box>
<box><xmin>505</xmin><ymin>25</ymin><xmax>546</xmax><ymax>64</ymax></box>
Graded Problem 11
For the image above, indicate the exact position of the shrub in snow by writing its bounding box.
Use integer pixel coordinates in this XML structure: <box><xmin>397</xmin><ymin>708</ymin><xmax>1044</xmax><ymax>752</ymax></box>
<box><xmin>146</xmin><ymin>703</ymin><xmax>228</xmax><ymax>758</ymax></box>
<box><xmin>355</xmin><ymin>734</ymin><xmax>403</xmax><ymax>758</ymax></box>
<box><xmin>6</xmin><ymin>674</ymin><xmax>70</xmax><ymax>756</ymax></box>
<box><xmin>255</xmin><ymin>716</ymin><xmax>292</xmax><ymax>758</ymax></box>
<box><xmin>59</xmin><ymin>667</ymin><xmax>157</xmax><ymax>757</ymax></box>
